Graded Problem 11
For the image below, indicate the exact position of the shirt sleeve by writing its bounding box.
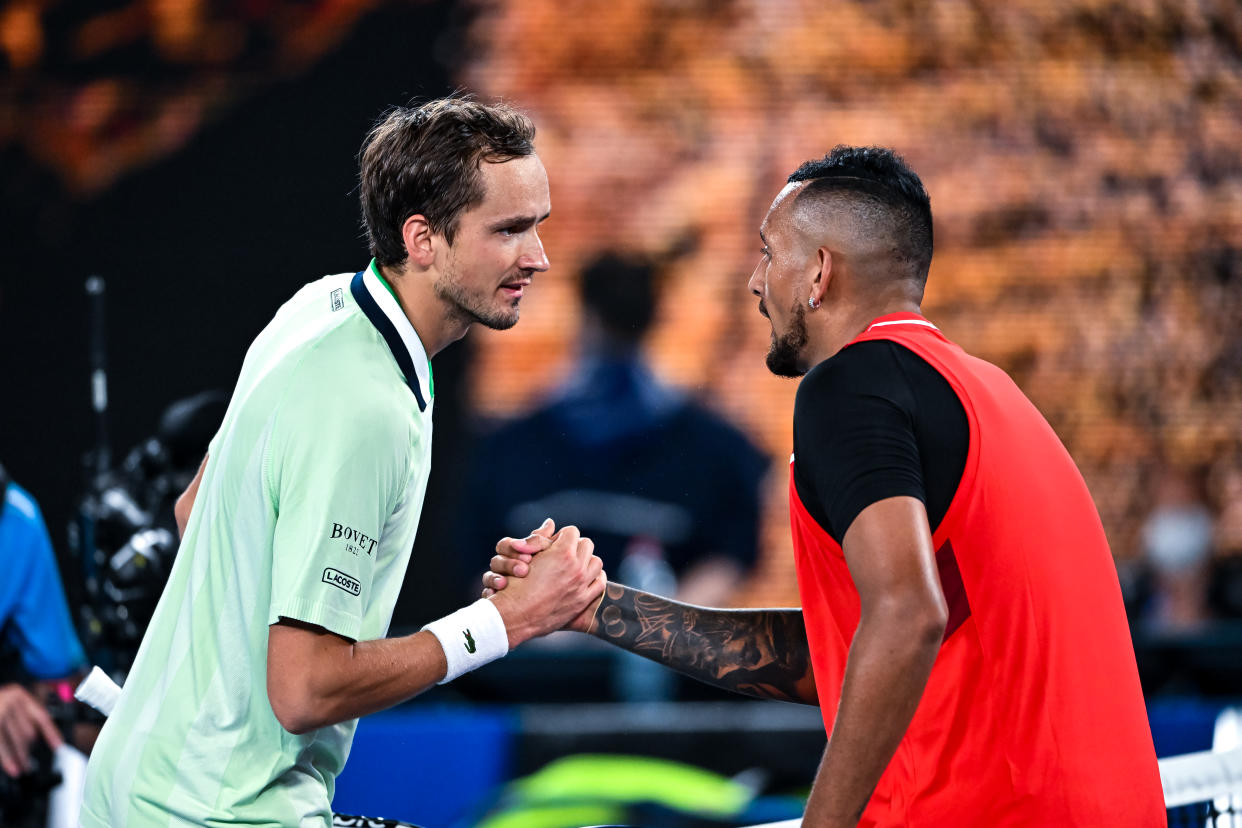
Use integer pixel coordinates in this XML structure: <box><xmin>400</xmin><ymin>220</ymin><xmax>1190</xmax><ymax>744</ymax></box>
<box><xmin>792</xmin><ymin>341</ymin><xmax>926</xmax><ymax>544</ymax></box>
<box><xmin>264</xmin><ymin>359</ymin><xmax>413</xmax><ymax>641</ymax></box>
<box><xmin>4</xmin><ymin>487</ymin><xmax>87</xmax><ymax>679</ymax></box>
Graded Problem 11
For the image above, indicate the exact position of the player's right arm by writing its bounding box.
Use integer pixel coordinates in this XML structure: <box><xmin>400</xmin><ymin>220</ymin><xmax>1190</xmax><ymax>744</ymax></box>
<box><xmin>257</xmin><ymin>341</ymin><xmax>607</xmax><ymax>734</ymax></box>
<box><xmin>268</xmin><ymin>525</ymin><xmax>604</xmax><ymax>734</ymax></box>
<box><xmin>589</xmin><ymin>582</ymin><xmax>816</xmax><ymax>705</ymax></box>
<box><xmin>486</xmin><ymin>531</ymin><xmax>816</xmax><ymax>706</ymax></box>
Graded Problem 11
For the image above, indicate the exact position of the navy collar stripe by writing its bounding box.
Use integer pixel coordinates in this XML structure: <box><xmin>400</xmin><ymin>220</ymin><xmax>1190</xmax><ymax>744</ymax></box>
<box><xmin>350</xmin><ymin>270</ymin><xmax>427</xmax><ymax>411</ymax></box>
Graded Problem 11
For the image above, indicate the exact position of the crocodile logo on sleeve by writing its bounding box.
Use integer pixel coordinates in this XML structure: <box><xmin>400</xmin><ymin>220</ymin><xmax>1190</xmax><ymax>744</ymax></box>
<box><xmin>462</xmin><ymin>629</ymin><xmax>477</xmax><ymax>654</ymax></box>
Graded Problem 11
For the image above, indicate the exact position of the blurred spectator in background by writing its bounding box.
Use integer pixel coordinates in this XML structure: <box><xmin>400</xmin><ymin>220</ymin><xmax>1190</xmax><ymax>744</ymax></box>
<box><xmin>466</xmin><ymin>252</ymin><xmax>768</xmax><ymax>608</ymax></box>
<box><xmin>1136</xmin><ymin>468</ymin><xmax>1216</xmax><ymax>632</ymax></box>
<box><xmin>1211</xmin><ymin>460</ymin><xmax>1242</xmax><ymax>560</ymax></box>
<box><xmin>1207</xmin><ymin>458</ymin><xmax>1242</xmax><ymax>619</ymax></box>
<box><xmin>1124</xmin><ymin>462</ymin><xmax>1242</xmax><ymax>695</ymax></box>
<box><xmin>463</xmin><ymin>252</ymin><xmax>768</xmax><ymax>698</ymax></box>
<box><xmin>1124</xmin><ymin>461</ymin><xmax>1242</xmax><ymax>631</ymax></box>
<box><xmin>0</xmin><ymin>462</ymin><xmax>88</xmax><ymax>824</ymax></box>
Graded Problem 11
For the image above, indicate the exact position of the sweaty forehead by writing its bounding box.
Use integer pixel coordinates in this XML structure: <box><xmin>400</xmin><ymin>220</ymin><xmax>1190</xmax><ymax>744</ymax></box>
<box><xmin>761</xmin><ymin>181</ymin><xmax>810</xmax><ymax>240</ymax></box>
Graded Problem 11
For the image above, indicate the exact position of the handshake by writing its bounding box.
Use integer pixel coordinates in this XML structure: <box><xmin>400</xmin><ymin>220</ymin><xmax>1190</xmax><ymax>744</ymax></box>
<box><xmin>478</xmin><ymin>518</ymin><xmax>608</xmax><ymax>649</ymax></box>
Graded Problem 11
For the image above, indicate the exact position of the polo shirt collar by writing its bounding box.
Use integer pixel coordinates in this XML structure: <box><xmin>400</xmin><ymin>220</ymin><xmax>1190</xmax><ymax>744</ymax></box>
<box><xmin>863</xmin><ymin>311</ymin><xmax>939</xmax><ymax>333</ymax></box>
<box><xmin>350</xmin><ymin>260</ymin><xmax>433</xmax><ymax>411</ymax></box>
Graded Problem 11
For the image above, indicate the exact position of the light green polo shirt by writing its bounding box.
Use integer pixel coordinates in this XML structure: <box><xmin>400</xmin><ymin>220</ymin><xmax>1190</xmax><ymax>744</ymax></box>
<box><xmin>82</xmin><ymin>262</ymin><xmax>434</xmax><ymax>827</ymax></box>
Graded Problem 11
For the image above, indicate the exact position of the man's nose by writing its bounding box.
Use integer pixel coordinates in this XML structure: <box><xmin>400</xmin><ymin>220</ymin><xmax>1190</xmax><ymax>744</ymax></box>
<box><xmin>521</xmin><ymin>231</ymin><xmax>550</xmax><ymax>272</ymax></box>
<box><xmin>747</xmin><ymin>261</ymin><xmax>764</xmax><ymax>296</ymax></box>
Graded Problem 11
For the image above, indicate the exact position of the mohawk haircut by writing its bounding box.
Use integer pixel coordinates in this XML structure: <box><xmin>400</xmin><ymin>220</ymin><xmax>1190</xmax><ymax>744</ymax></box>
<box><xmin>788</xmin><ymin>146</ymin><xmax>934</xmax><ymax>284</ymax></box>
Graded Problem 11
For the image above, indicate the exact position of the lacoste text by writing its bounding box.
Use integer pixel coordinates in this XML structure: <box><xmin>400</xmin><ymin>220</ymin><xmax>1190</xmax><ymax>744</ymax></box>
<box><xmin>322</xmin><ymin>568</ymin><xmax>361</xmax><ymax>596</ymax></box>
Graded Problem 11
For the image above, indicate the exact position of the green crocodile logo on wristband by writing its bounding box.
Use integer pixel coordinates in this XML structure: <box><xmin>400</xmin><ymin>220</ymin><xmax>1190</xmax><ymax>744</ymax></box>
<box><xmin>463</xmin><ymin>629</ymin><xmax>477</xmax><ymax>654</ymax></box>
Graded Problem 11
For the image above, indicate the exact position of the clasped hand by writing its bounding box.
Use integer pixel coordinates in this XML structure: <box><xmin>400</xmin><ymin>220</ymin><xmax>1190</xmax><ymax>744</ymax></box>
<box><xmin>483</xmin><ymin>519</ymin><xmax>605</xmax><ymax>636</ymax></box>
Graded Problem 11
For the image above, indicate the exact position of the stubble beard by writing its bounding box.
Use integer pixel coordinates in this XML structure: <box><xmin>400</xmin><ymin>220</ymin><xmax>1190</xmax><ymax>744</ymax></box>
<box><xmin>434</xmin><ymin>269</ymin><xmax>520</xmax><ymax>331</ymax></box>
<box><xmin>765</xmin><ymin>300</ymin><xmax>809</xmax><ymax>378</ymax></box>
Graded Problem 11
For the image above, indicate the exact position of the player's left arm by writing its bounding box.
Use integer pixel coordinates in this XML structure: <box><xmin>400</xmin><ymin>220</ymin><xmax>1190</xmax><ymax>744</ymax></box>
<box><xmin>802</xmin><ymin>495</ymin><xmax>947</xmax><ymax>827</ymax></box>
<box><xmin>174</xmin><ymin>453</ymin><xmax>208</xmax><ymax>538</ymax></box>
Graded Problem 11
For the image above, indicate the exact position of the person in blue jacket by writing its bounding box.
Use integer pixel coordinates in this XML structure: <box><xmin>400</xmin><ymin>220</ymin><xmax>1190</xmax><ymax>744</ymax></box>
<box><xmin>0</xmin><ymin>463</ymin><xmax>87</xmax><ymax>779</ymax></box>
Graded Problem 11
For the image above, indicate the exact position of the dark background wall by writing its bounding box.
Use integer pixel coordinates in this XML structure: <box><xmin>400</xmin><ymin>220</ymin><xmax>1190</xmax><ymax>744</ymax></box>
<box><xmin>0</xmin><ymin>0</ymin><xmax>475</xmax><ymax>630</ymax></box>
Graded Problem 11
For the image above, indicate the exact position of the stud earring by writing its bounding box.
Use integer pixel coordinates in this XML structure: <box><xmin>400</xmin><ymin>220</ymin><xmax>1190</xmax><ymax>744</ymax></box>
<box><xmin>808</xmin><ymin>297</ymin><xmax>821</xmax><ymax>310</ymax></box>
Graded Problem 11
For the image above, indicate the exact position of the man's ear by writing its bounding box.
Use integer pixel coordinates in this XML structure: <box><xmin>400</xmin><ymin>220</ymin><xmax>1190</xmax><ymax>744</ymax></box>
<box><xmin>402</xmin><ymin>214</ymin><xmax>436</xmax><ymax>268</ymax></box>
<box><xmin>809</xmin><ymin>246</ymin><xmax>833</xmax><ymax>306</ymax></box>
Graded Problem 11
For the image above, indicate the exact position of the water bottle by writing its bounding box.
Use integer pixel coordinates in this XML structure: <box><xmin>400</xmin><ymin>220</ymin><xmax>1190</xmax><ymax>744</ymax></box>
<box><xmin>613</xmin><ymin>537</ymin><xmax>678</xmax><ymax>702</ymax></box>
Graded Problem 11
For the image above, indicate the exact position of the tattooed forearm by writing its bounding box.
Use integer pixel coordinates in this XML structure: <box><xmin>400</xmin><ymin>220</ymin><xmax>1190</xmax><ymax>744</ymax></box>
<box><xmin>588</xmin><ymin>583</ymin><xmax>817</xmax><ymax>705</ymax></box>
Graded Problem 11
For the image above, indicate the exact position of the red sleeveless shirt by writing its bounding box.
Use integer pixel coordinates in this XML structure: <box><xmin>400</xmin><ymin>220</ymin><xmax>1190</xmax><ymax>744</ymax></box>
<box><xmin>789</xmin><ymin>313</ymin><xmax>1163</xmax><ymax>826</ymax></box>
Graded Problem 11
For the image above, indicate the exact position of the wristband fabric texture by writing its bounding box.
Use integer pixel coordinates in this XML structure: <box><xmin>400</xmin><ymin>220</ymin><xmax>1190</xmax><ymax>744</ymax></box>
<box><xmin>423</xmin><ymin>598</ymin><xmax>509</xmax><ymax>684</ymax></box>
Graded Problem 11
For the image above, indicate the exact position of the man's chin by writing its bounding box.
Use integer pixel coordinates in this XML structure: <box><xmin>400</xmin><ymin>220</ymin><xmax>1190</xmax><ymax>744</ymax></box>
<box><xmin>765</xmin><ymin>343</ymin><xmax>807</xmax><ymax>378</ymax></box>
<box><xmin>473</xmin><ymin>306</ymin><xmax>520</xmax><ymax>331</ymax></box>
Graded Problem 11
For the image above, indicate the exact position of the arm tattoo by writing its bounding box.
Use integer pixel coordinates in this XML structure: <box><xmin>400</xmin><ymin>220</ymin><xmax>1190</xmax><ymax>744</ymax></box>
<box><xmin>588</xmin><ymin>583</ymin><xmax>817</xmax><ymax>705</ymax></box>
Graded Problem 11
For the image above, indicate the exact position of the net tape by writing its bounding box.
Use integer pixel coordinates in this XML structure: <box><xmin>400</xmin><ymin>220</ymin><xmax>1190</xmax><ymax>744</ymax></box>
<box><xmin>1163</xmin><ymin>748</ymin><xmax>1242</xmax><ymax>809</ymax></box>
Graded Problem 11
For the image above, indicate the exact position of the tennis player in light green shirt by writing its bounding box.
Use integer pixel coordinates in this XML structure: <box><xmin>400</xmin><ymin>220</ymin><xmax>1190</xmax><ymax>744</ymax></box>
<box><xmin>81</xmin><ymin>97</ymin><xmax>605</xmax><ymax>828</ymax></box>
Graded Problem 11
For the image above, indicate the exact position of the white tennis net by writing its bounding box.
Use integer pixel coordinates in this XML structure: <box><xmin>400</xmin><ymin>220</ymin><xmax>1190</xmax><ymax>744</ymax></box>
<box><xmin>1165</xmin><ymin>747</ymin><xmax>1242</xmax><ymax>827</ymax></box>
<box><xmin>742</xmin><ymin>748</ymin><xmax>1242</xmax><ymax>828</ymax></box>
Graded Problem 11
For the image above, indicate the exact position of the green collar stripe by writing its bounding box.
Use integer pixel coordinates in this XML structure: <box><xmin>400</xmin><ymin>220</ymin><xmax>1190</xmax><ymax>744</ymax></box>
<box><xmin>369</xmin><ymin>259</ymin><xmax>400</xmax><ymax>303</ymax></box>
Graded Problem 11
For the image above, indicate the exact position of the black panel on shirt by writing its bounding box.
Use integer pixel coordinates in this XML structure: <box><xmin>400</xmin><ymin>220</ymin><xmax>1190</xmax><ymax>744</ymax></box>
<box><xmin>793</xmin><ymin>339</ymin><xmax>970</xmax><ymax>544</ymax></box>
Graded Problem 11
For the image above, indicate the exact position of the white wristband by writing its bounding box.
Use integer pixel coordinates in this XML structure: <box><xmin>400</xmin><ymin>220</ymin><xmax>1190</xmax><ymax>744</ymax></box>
<box><xmin>422</xmin><ymin>598</ymin><xmax>509</xmax><ymax>684</ymax></box>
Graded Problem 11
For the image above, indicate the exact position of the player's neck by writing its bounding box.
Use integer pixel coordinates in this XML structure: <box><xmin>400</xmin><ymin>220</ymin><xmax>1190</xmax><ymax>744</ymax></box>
<box><xmin>377</xmin><ymin>262</ymin><xmax>466</xmax><ymax>358</ymax></box>
<box><xmin>806</xmin><ymin>293</ymin><xmax>923</xmax><ymax>366</ymax></box>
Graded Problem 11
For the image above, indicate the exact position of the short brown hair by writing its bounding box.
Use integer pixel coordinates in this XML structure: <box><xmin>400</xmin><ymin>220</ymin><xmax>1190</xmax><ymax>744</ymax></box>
<box><xmin>359</xmin><ymin>97</ymin><xmax>536</xmax><ymax>266</ymax></box>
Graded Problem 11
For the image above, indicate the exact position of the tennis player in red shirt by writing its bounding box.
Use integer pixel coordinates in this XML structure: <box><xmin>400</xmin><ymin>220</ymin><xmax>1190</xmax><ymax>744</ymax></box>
<box><xmin>487</xmin><ymin>146</ymin><xmax>1164</xmax><ymax>826</ymax></box>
